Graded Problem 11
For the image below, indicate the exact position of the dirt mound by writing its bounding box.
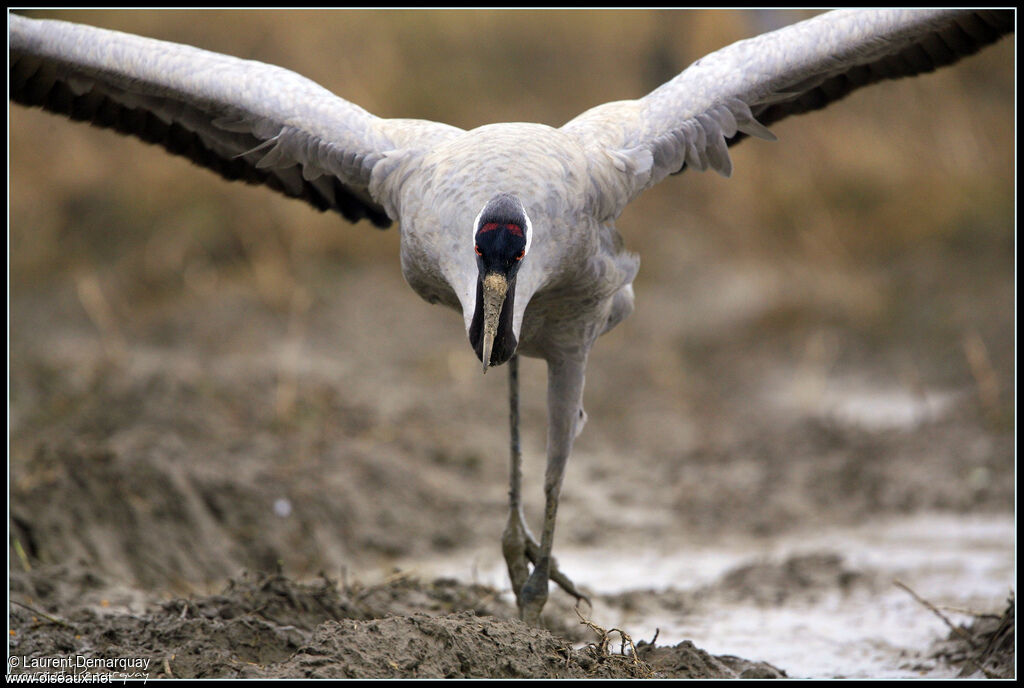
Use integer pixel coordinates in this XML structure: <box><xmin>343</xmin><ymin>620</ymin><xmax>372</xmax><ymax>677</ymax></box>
<box><xmin>11</xmin><ymin>569</ymin><xmax>787</xmax><ymax>679</ymax></box>
<box><xmin>637</xmin><ymin>641</ymin><xmax>785</xmax><ymax>679</ymax></box>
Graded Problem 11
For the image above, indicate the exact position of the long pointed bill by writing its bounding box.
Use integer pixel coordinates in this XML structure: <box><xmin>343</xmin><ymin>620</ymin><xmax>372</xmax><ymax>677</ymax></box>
<box><xmin>480</xmin><ymin>272</ymin><xmax>509</xmax><ymax>373</ymax></box>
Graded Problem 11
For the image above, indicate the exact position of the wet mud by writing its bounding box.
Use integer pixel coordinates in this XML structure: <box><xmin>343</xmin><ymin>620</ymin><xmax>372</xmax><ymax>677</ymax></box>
<box><xmin>8</xmin><ymin>258</ymin><xmax>1014</xmax><ymax>678</ymax></box>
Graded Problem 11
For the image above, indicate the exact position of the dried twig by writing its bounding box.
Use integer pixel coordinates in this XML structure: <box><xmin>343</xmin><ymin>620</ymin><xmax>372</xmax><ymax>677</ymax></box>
<box><xmin>11</xmin><ymin>599</ymin><xmax>75</xmax><ymax>630</ymax></box>
<box><xmin>12</xmin><ymin>536</ymin><xmax>31</xmax><ymax>572</ymax></box>
<box><xmin>574</xmin><ymin>606</ymin><xmax>649</xmax><ymax>674</ymax></box>
<box><xmin>962</xmin><ymin>330</ymin><xmax>1001</xmax><ymax>418</ymax></box>
<box><xmin>895</xmin><ymin>579</ymin><xmax>997</xmax><ymax>678</ymax></box>
<box><xmin>74</xmin><ymin>269</ymin><xmax>126</xmax><ymax>359</ymax></box>
<box><xmin>894</xmin><ymin>579</ymin><xmax>973</xmax><ymax>646</ymax></box>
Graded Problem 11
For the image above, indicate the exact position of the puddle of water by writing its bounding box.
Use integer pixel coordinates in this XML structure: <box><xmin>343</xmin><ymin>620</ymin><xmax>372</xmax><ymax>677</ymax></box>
<box><xmin>766</xmin><ymin>370</ymin><xmax>962</xmax><ymax>432</ymax></box>
<box><xmin>397</xmin><ymin>513</ymin><xmax>1014</xmax><ymax>678</ymax></box>
<box><xmin>825</xmin><ymin>390</ymin><xmax>958</xmax><ymax>430</ymax></box>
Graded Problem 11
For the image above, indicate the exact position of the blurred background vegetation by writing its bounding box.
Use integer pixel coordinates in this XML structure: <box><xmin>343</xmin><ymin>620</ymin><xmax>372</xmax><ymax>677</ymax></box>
<box><xmin>9</xmin><ymin>9</ymin><xmax>1014</xmax><ymax>412</ymax></box>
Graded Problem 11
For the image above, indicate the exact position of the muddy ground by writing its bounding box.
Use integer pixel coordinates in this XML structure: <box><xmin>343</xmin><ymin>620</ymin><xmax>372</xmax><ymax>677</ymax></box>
<box><xmin>8</xmin><ymin>10</ymin><xmax>1016</xmax><ymax>680</ymax></box>
<box><xmin>8</xmin><ymin>251</ymin><xmax>1015</xmax><ymax>678</ymax></box>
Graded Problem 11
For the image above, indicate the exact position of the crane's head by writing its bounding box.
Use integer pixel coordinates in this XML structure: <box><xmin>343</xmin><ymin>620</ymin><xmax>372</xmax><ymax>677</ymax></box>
<box><xmin>468</xmin><ymin>193</ymin><xmax>532</xmax><ymax>373</ymax></box>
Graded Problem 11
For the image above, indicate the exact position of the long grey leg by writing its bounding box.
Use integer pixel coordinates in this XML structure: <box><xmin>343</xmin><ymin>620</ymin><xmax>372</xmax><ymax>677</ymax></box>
<box><xmin>502</xmin><ymin>355</ymin><xmax>589</xmax><ymax>622</ymax></box>
<box><xmin>518</xmin><ymin>356</ymin><xmax>588</xmax><ymax>625</ymax></box>
<box><xmin>501</xmin><ymin>355</ymin><xmax>530</xmax><ymax>600</ymax></box>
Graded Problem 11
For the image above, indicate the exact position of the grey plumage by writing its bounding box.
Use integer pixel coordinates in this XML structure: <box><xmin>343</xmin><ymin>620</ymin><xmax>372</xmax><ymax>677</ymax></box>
<box><xmin>9</xmin><ymin>9</ymin><xmax>1013</xmax><ymax>624</ymax></box>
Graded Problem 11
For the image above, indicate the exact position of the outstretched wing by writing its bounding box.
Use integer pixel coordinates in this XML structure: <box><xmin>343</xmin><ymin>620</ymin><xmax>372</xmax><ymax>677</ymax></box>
<box><xmin>9</xmin><ymin>13</ymin><xmax>463</xmax><ymax>228</ymax></box>
<box><xmin>562</xmin><ymin>9</ymin><xmax>1014</xmax><ymax>214</ymax></box>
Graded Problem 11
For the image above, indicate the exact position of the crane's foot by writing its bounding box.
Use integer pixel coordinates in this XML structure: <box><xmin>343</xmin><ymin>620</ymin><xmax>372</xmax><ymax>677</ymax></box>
<box><xmin>502</xmin><ymin>510</ymin><xmax>589</xmax><ymax>624</ymax></box>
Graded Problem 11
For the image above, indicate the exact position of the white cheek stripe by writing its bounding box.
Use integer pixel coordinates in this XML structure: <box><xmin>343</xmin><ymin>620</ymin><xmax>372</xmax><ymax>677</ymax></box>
<box><xmin>472</xmin><ymin>206</ymin><xmax>485</xmax><ymax>241</ymax></box>
<box><xmin>522</xmin><ymin>207</ymin><xmax>533</xmax><ymax>256</ymax></box>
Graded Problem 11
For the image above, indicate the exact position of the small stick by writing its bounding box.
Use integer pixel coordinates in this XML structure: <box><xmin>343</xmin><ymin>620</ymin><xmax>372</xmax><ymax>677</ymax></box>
<box><xmin>962</xmin><ymin>331</ymin><xmax>1001</xmax><ymax>417</ymax></box>
<box><xmin>12</xmin><ymin>537</ymin><xmax>31</xmax><ymax>572</ymax></box>
<box><xmin>74</xmin><ymin>270</ymin><xmax>126</xmax><ymax>359</ymax></box>
<box><xmin>937</xmin><ymin>604</ymin><xmax>1001</xmax><ymax>619</ymax></box>
<box><xmin>894</xmin><ymin>579</ymin><xmax>974</xmax><ymax>645</ymax></box>
<box><xmin>894</xmin><ymin>580</ymin><xmax>997</xmax><ymax>677</ymax></box>
<box><xmin>11</xmin><ymin>599</ymin><xmax>74</xmax><ymax>629</ymax></box>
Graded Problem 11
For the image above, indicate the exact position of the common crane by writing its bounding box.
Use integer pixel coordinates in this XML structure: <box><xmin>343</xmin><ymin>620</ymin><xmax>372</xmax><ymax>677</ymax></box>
<box><xmin>9</xmin><ymin>9</ymin><xmax>1013</xmax><ymax>625</ymax></box>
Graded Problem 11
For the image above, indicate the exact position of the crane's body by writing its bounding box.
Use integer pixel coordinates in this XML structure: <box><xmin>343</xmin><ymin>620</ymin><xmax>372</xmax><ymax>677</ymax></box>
<box><xmin>9</xmin><ymin>9</ymin><xmax>1013</xmax><ymax>624</ymax></box>
<box><xmin>396</xmin><ymin>123</ymin><xmax>638</xmax><ymax>364</ymax></box>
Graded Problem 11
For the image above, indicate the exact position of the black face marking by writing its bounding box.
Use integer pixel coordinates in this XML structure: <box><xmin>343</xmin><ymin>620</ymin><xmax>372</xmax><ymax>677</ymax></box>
<box><xmin>474</xmin><ymin>199</ymin><xmax>528</xmax><ymax>279</ymax></box>
<box><xmin>474</xmin><ymin>228</ymin><xmax>526</xmax><ymax>276</ymax></box>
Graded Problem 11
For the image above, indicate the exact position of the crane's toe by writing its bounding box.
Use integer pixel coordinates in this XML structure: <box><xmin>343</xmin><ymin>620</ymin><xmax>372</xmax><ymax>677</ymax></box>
<box><xmin>502</xmin><ymin>509</ymin><xmax>590</xmax><ymax>624</ymax></box>
<box><xmin>502</xmin><ymin>509</ymin><xmax>531</xmax><ymax>603</ymax></box>
<box><xmin>519</xmin><ymin>564</ymin><xmax>550</xmax><ymax>626</ymax></box>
